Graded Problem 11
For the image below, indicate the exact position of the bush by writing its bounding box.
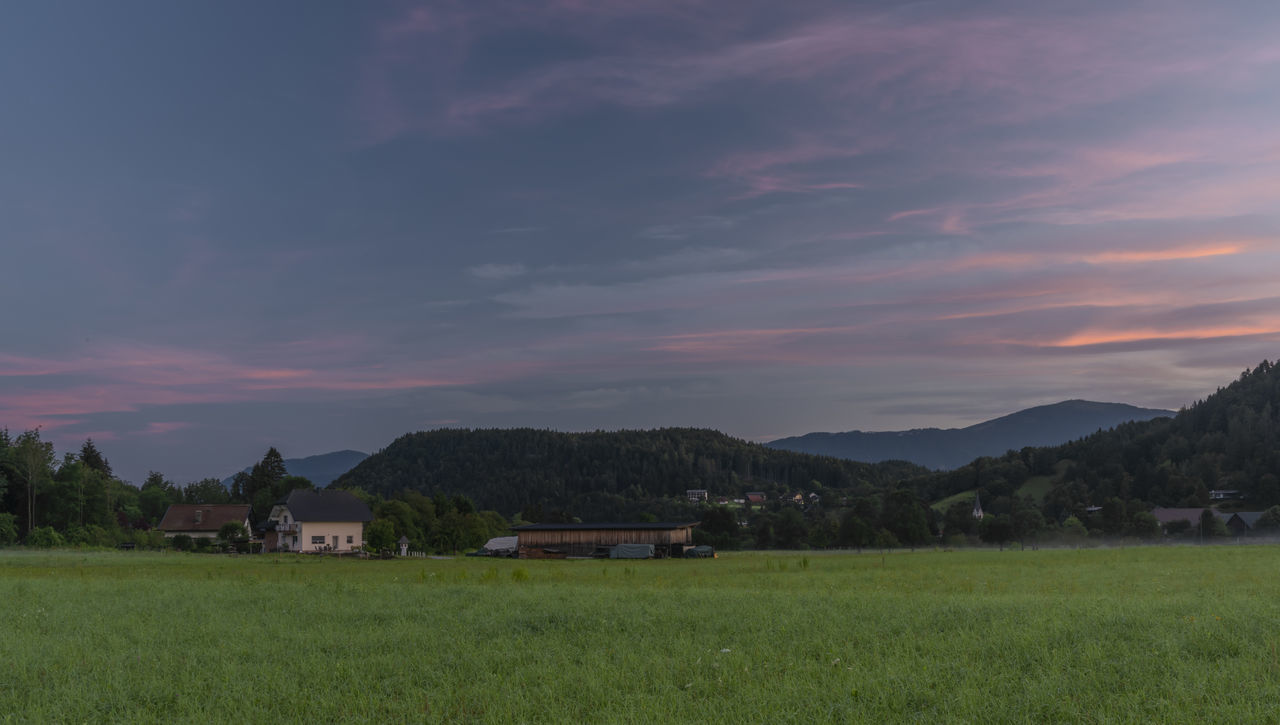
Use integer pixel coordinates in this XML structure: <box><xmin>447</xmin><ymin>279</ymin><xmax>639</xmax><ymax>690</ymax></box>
<box><xmin>26</xmin><ymin>526</ymin><xmax>65</xmax><ymax>548</ymax></box>
<box><xmin>64</xmin><ymin>526</ymin><xmax>116</xmax><ymax>548</ymax></box>
<box><xmin>64</xmin><ymin>526</ymin><xmax>91</xmax><ymax>547</ymax></box>
<box><xmin>0</xmin><ymin>513</ymin><xmax>20</xmax><ymax>545</ymax></box>
<box><xmin>218</xmin><ymin>522</ymin><xmax>247</xmax><ymax>543</ymax></box>
<box><xmin>171</xmin><ymin>534</ymin><xmax>193</xmax><ymax>551</ymax></box>
<box><xmin>874</xmin><ymin>528</ymin><xmax>900</xmax><ymax>550</ymax></box>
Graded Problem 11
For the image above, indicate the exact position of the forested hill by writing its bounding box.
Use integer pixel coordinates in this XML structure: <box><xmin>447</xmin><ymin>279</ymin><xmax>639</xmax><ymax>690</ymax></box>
<box><xmin>333</xmin><ymin>428</ymin><xmax>928</xmax><ymax>518</ymax></box>
<box><xmin>767</xmin><ymin>400</ymin><xmax>1172</xmax><ymax>470</ymax></box>
<box><xmin>913</xmin><ymin>360</ymin><xmax>1280</xmax><ymax>521</ymax></box>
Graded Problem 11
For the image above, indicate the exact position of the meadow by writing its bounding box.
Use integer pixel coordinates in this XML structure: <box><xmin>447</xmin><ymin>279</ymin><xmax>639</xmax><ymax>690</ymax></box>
<box><xmin>4</xmin><ymin>546</ymin><xmax>1280</xmax><ymax>723</ymax></box>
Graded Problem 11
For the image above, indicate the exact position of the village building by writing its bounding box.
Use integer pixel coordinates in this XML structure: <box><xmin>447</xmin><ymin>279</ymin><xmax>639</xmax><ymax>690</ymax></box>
<box><xmin>512</xmin><ymin>522</ymin><xmax>698</xmax><ymax>559</ymax></box>
<box><xmin>158</xmin><ymin>504</ymin><xmax>252</xmax><ymax>540</ymax></box>
<box><xmin>1149</xmin><ymin>507</ymin><xmax>1233</xmax><ymax>535</ymax></box>
<box><xmin>1225</xmin><ymin>511</ymin><xmax>1266</xmax><ymax>536</ymax></box>
<box><xmin>261</xmin><ymin>489</ymin><xmax>372</xmax><ymax>553</ymax></box>
<box><xmin>686</xmin><ymin>489</ymin><xmax>709</xmax><ymax>503</ymax></box>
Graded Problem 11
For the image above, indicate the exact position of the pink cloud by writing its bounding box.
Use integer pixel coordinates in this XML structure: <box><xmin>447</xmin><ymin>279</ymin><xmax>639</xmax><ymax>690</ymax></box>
<box><xmin>419</xmin><ymin>5</ymin><xmax>1266</xmax><ymax>132</ymax></box>
<box><xmin>0</xmin><ymin>341</ymin><xmax>530</xmax><ymax>433</ymax></box>
<box><xmin>144</xmin><ymin>422</ymin><xmax>193</xmax><ymax>435</ymax></box>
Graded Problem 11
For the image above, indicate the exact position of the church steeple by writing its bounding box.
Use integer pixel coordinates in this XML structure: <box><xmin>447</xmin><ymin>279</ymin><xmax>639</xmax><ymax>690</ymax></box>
<box><xmin>972</xmin><ymin>491</ymin><xmax>984</xmax><ymax>520</ymax></box>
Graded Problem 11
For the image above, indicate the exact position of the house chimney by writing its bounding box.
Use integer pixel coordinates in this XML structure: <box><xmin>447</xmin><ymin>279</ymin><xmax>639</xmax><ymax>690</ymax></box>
<box><xmin>194</xmin><ymin>509</ymin><xmax>203</xmax><ymax>524</ymax></box>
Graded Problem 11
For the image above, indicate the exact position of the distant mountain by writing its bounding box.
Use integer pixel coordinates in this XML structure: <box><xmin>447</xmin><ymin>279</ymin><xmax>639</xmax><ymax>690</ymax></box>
<box><xmin>915</xmin><ymin>360</ymin><xmax>1280</xmax><ymax>517</ymax></box>
<box><xmin>222</xmin><ymin>450</ymin><xmax>368</xmax><ymax>489</ymax></box>
<box><xmin>333</xmin><ymin>427</ymin><xmax>929</xmax><ymax>518</ymax></box>
<box><xmin>766</xmin><ymin>400</ymin><xmax>1174</xmax><ymax>470</ymax></box>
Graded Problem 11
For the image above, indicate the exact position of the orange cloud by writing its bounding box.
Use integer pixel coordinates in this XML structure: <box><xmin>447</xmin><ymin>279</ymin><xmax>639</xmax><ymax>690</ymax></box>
<box><xmin>1039</xmin><ymin>325</ymin><xmax>1280</xmax><ymax>348</ymax></box>
<box><xmin>1081</xmin><ymin>244</ymin><xmax>1247</xmax><ymax>264</ymax></box>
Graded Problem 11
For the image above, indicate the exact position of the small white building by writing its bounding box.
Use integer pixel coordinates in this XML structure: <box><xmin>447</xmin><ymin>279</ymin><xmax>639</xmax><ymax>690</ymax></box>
<box><xmin>266</xmin><ymin>489</ymin><xmax>372</xmax><ymax>553</ymax></box>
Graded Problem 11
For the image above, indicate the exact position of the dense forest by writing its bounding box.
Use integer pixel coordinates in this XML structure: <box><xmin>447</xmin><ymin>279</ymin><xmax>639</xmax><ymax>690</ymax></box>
<box><xmin>332</xmin><ymin>427</ymin><xmax>927</xmax><ymax>519</ymax></box>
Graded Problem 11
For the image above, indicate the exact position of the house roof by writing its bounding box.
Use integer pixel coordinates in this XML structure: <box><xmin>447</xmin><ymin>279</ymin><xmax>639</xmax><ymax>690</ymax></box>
<box><xmin>1150</xmin><ymin>507</ymin><xmax>1231</xmax><ymax>524</ymax></box>
<box><xmin>281</xmin><ymin>489</ymin><xmax>373</xmax><ymax>522</ymax></box>
<box><xmin>1231</xmin><ymin>511</ymin><xmax>1266</xmax><ymax>528</ymax></box>
<box><xmin>158</xmin><ymin>504</ymin><xmax>251</xmax><ymax>532</ymax></box>
<box><xmin>1149</xmin><ymin>507</ymin><xmax>1206</xmax><ymax>524</ymax></box>
<box><xmin>512</xmin><ymin>522</ymin><xmax>698</xmax><ymax>531</ymax></box>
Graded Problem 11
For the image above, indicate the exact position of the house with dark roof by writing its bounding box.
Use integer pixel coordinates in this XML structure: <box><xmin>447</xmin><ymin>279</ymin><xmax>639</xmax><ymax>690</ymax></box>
<box><xmin>263</xmin><ymin>489</ymin><xmax>373</xmax><ymax>553</ymax></box>
<box><xmin>158</xmin><ymin>504</ymin><xmax>252</xmax><ymax>540</ymax></box>
<box><xmin>1225</xmin><ymin>511</ymin><xmax>1266</xmax><ymax>536</ymax></box>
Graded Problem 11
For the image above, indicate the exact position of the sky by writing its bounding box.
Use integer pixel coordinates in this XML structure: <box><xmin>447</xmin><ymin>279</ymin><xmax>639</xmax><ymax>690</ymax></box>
<box><xmin>3</xmin><ymin>1</ymin><xmax>1280</xmax><ymax>485</ymax></box>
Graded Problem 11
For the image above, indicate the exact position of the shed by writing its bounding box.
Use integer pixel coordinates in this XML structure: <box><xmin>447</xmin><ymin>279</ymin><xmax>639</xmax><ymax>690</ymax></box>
<box><xmin>512</xmin><ymin>522</ymin><xmax>698</xmax><ymax>558</ymax></box>
<box><xmin>480</xmin><ymin>536</ymin><xmax>518</xmax><ymax>556</ymax></box>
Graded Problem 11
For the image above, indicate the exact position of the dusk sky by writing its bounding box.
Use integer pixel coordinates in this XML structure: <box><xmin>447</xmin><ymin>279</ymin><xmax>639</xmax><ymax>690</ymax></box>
<box><xmin>4</xmin><ymin>1</ymin><xmax>1280</xmax><ymax>485</ymax></box>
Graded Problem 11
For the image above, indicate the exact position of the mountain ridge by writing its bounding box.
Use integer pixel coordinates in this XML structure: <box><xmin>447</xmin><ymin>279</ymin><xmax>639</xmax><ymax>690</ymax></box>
<box><xmin>332</xmin><ymin>427</ymin><xmax>928</xmax><ymax>519</ymax></box>
<box><xmin>766</xmin><ymin>400</ymin><xmax>1174</xmax><ymax>470</ymax></box>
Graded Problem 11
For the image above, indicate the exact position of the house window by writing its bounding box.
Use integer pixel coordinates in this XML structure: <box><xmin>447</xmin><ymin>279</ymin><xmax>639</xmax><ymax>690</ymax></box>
<box><xmin>346</xmin><ymin>536</ymin><xmax>353</xmax><ymax>544</ymax></box>
<box><xmin>311</xmin><ymin>536</ymin><xmax>325</xmax><ymax>545</ymax></box>
<box><xmin>292</xmin><ymin>536</ymin><xmax>298</xmax><ymax>545</ymax></box>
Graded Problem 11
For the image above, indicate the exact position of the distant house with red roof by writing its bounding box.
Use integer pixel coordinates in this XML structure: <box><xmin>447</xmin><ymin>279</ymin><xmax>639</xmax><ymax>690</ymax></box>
<box><xmin>158</xmin><ymin>504</ymin><xmax>252</xmax><ymax>540</ymax></box>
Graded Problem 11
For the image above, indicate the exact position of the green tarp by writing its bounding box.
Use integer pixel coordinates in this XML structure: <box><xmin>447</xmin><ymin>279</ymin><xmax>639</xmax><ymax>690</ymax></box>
<box><xmin>609</xmin><ymin>544</ymin><xmax>654</xmax><ymax>559</ymax></box>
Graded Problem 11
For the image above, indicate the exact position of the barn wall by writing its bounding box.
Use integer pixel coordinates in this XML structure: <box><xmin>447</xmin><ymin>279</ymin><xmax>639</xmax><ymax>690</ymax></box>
<box><xmin>516</xmin><ymin>527</ymin><xmax>695</xmax><ymax>556</ymax></box>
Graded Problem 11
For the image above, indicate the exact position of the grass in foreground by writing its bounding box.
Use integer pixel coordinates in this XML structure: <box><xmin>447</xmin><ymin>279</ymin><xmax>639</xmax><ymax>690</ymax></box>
<box><xmin>4</xmin><ymin>546</ymin><xmax>1280</xmax><ymax>723</ymax></box>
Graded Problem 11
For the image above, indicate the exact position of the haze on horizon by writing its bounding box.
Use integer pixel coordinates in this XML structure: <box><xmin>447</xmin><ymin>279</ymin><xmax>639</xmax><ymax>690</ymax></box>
<box><xmin>3</xmin><ymin>1</ymin><xmax>1279</xmax><ymax>485</ymax></box>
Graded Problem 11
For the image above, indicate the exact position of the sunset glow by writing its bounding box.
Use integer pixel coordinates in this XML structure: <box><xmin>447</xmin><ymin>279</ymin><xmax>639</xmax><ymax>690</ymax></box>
<box><xmin>3</xmin><ymin>1</ymin><xmax>1279</xmax><ymax>482</ymax></box>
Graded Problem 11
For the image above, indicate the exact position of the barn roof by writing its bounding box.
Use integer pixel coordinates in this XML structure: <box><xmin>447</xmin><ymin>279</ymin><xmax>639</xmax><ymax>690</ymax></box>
<box><xmin>158</xmin><ymin>504</ymin><xmax>251</xmax><ymax>532</ymax></box>
<box><xmin>281</xmin><ymin>489</ymin><xmax>373</xmax><ymax>522</ymax></box>
<box><xmin>1150</xmin><ymin>507</ymin><xmax>1230</xmax><ymax>524</ymax></box>
<box><xmin>512</xmin><ymin>522</ymin><xmax>698</xmax><ymax>531</ymax></box>
<box><xmin>1150</xmin><ymin>507</ymin><xmax>1207</xmax><ymax>524</ymax></box>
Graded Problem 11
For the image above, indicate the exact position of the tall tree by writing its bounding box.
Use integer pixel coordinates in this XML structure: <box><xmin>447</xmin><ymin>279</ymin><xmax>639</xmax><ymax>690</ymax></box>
<box><xmin>880</xmin><ymin>489</ymin><xmax>932</xmax><ymax>548</ymax></box>
<box><xmin>79</xmin><ymin>439</ymin><xmax>113</xmax><ymax>477</ymax></box>
<box><xmin>183</xmin><ymin>478</ymin><xmax>231</xmax><ymax>505</ymax></box>
<box><xmin>139</xmin><ymin>472</ymin><xmax>181</xmax><ymax>525</ymax></box>
<box><xmin>251</xmin><ymin>448</ymin><xmax>288</xmax><ymax>491</ymax></box>
<box><xmin>10</xmin><ymin>429</ymin><xmax>55</xmax><ymax>534</ymax></box>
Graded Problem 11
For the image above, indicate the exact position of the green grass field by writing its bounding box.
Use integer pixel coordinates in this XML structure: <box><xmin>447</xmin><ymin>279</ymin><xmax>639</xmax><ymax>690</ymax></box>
<box><xmin>5</xmin><ymin>546</ymin><xmax>1280</xmax><ymax>723</ymax></box>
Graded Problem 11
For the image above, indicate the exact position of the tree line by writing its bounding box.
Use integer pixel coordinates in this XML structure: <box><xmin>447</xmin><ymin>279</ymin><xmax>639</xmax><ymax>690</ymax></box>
<box><xmin>0</xmin><ymin>437</ymin><xmax>507</xmax><ymax>553</ymax></box>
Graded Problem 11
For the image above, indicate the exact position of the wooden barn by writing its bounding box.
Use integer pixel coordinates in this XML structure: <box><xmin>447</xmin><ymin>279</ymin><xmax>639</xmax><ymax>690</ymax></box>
<box><xmin>512</xmin><ymin>522</ymin><xmax>698</xmax><ymax>559</ymax></box>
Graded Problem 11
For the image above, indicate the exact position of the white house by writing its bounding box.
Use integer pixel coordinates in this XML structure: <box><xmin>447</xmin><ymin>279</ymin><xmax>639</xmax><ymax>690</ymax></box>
<box><xmin>265</xmin><ymin>489</ymin><xmax>372</xmax><ymax>553</ymax></box>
